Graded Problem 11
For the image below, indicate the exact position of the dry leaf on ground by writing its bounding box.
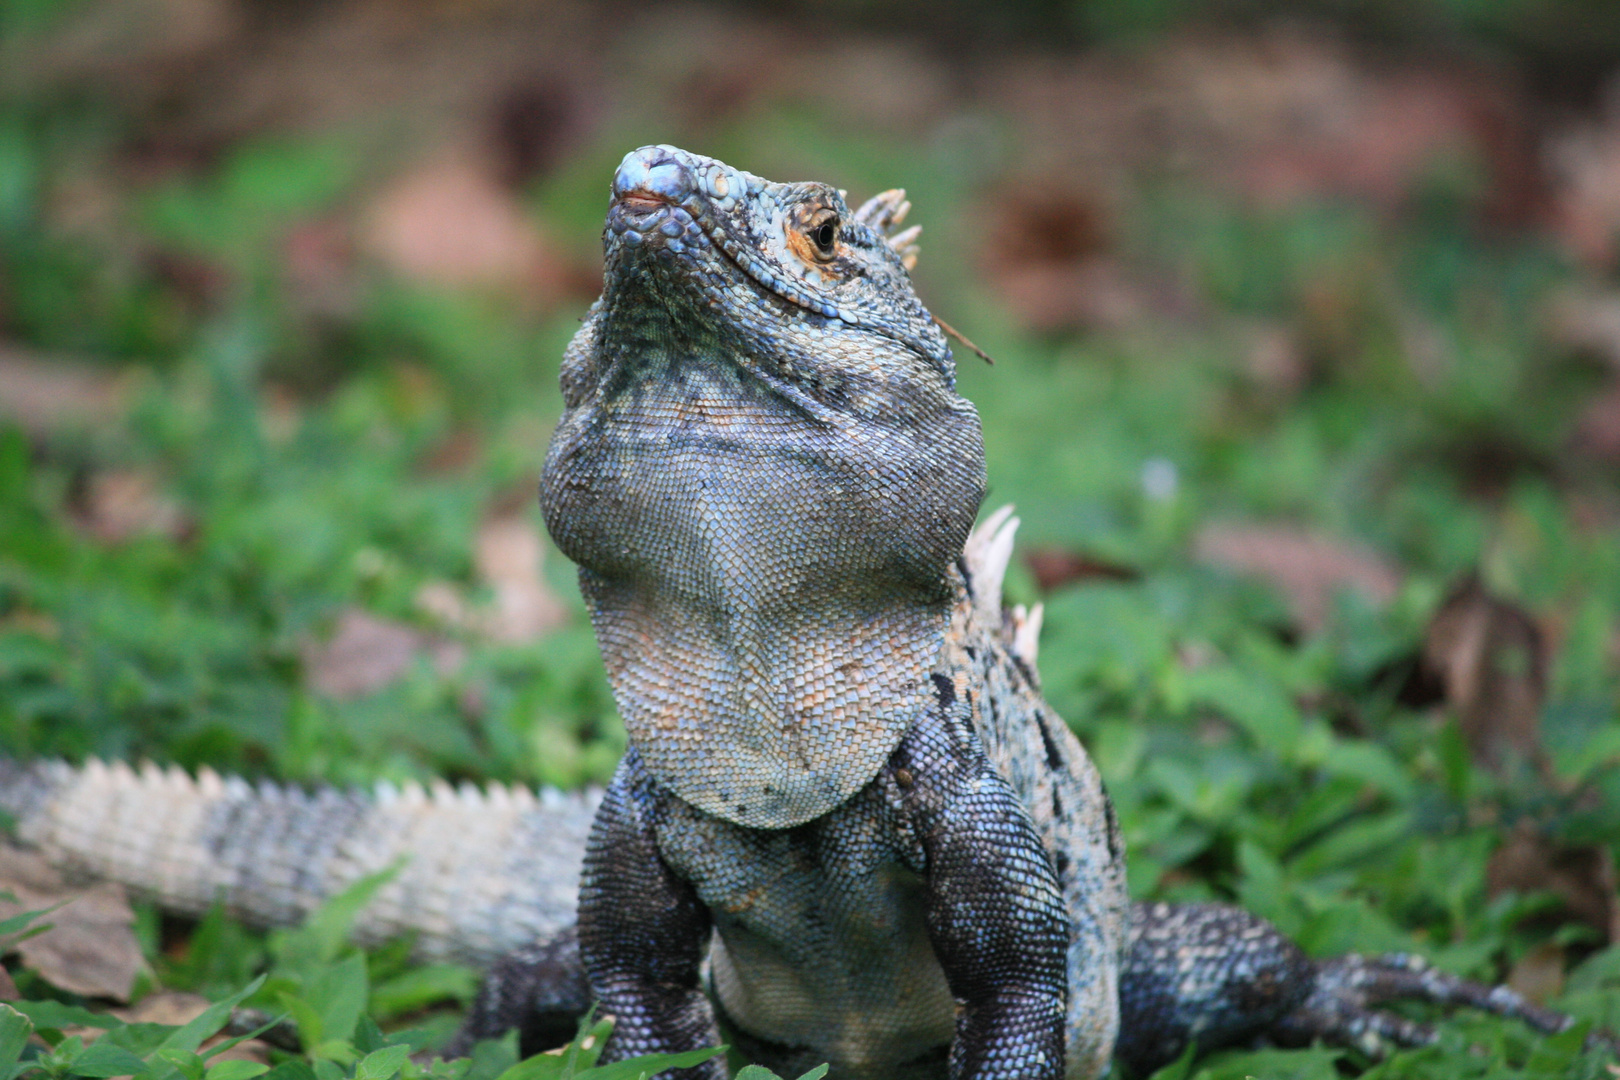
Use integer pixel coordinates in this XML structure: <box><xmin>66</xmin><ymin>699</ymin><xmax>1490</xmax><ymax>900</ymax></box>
<box><xmin>360</xmin><ymin>151</ymin><xmax>570</xmax><ymax>299</ymax></box>
<box><xmin>1543</xmin><ymin>286</ymin><xmax>1620</xmax><ymax>373</ymax></box>
<box><xmin>70</xmin><ymin>469</ymin><xmax>189</xmax><ymax>544</ymax></box>
<box><xmin>1571</xmin><ymin>383</ymin><xmax>1620</xmax><ymax>463</ymax></box>
<box><xmin>303</xmin><ymin>608</ymin><xmax>464</xmax><ymax>700</ymax></box>
<box><xmin>1193</xmin><ymin>523</ymin><xmax>1401</xmax><ymax>633</ymax></box>
<box><xmin>417</xmin><ymin>515</ymin><xmax>567</xmax><ymax>644</ymax></box>
<box><xmin>1487</xmin><ymin>821</ymin><xmax>1620</xmax><ymax>945</ymax></box>
<box><xmin>0</xmin><ymin>348</ymin><xmax>130</xmax><ymax>438</ymax></box>
<box><xmin>114</xmin><ymin>993</ymin><xmax>270</xmax><ymax>1062</ymax></box>
<box><xmin>473</xmin><ymin>514</ymin><xmax>567</xmax><ymax>643</ymax></box>
<box><xmin>1024</xmin><ymin>548</ymin><xmax>1138</xmax><ymax>592</ymax></box>
<box><xmin>0</xmin><ymin>842</ymin><xmax>144</xmax><ymax>1001</ymax></box>
<box><xmin>1420</xmin><ymin>574</ymin><xmax>1547</xmax><ymax>771</ymax></box>
<box><xmin>1505</xmin><ymin>940</ymin><xmax>1567</xmax><ymax>1005</ymax></box>
<box><xmin>1237</xmin><ymin>322</ymin><xmax>1309</xmax><ymax>400</ymax></box>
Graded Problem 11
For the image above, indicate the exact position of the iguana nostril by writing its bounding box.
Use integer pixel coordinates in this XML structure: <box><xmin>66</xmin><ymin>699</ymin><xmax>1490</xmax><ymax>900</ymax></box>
<box><xmin>612</xmin><ymin>145</ymin><xmax>691</xmax><ymax>205</ymax></box>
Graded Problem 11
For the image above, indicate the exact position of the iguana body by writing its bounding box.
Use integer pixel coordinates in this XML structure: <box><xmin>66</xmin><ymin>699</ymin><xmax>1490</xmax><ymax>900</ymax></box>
<box><xmin>0</xmin><ymin>146</ymin><xmax>1596</xmax><ymax>1079</ymax></box>
<box><xmin>530</xmin><ymin>146</ymin><xmax>1584</xmax><ymax>1079</ymax></box>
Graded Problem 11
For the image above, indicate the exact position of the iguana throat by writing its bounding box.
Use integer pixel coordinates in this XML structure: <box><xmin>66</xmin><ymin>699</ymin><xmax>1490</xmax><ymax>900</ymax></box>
<box><xmin>540</xmin><ymin>145</ymin><xmax>985</xmax><ymax>828</ymax></box>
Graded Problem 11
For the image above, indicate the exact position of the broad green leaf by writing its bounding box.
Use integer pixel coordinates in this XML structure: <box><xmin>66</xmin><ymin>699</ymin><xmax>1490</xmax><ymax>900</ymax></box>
<box><xmin>257</xmin><ymin>1062</ymin><xmax>317</xmax><ymax>1080</ymax></box>
<box><xmin>352</xmin><ymin>1015</ymin><xmax>387</xmax><ymax>1055</ymax></box>
<box><xmin>369</xmin><ymin>965</ymin><xmax>476</xmax><ymax>1019</ymax></box>
<box><xmin>354</xmin><ymin>1045</ymin><xmax>412</xmax><ymax>1080</ymax></box>
<box><xmin>457</xmin><ymin>1031</ymin><xmax>518</xmax><ymax>1080</ymax></box>
<box><xmin>161</xmin><ymin>976</ymin><xmax>268</xmax><ymax>1054</ymax></box>
<box><xmin>154</xmin><ymin>1048</ymin><xmax>208</xmax><ymax>1080</ymax></box>
<box><xmin>105</xmin><ymin>1023</ymin><xmax>186</xmax><ymax>1059</ymax></box>
<box><xmin>275</xmin><ymin>995</ymin><xmax>325</xmax><ymax>1052</ymax></box>
<box><xmin>205</xmin><ymin>1061</ymin><xmax>271</xmax><ymax>1080</ymax></box>
<box><xmin>11</xmin><ymin>1002</ymin><xmax>117</xmax><ymax>1032</ymax></box>
<box><xmin>574</xmin><ymin>1046</ymin><xmax>726</xmax><ymax>1080</ymax></box>
<box><xmin>306</xmin><ymin>954</ymin><xmax>369</xmax><ymax>1049</ymax></box>
<box><xmin>201</xmin><ymin>1014</ymin><xmax>292</xmax><ymax>1063</ymax></box>
<box><xmin>0</xmin><ymin>1005</ymin><xmax>32</xmax><ymax>1072</ymax></box>
<box><xmin>310</xmin><ymin>1041</ymin><xmax>356</xmax><ymax>1066</ymax></box>
<box><xmin>69</xmin><ymin>1041</ymin><xmax>152</xmax><ymax>1078</ymax></box>
<box><xmin>0</xmin><ymin>903</ymin><xmax>60</xmax><ymax>940</ymax></box>
<box><xmin>270</xmin><ymin>865</ymin><xmax>402</xmax><ymax>975</ymax></box>
<box><xmin>488</xmin><ymin>1052</ymin><xmax>566</xmax><ymax>1080</ymax></box>
<box><xmin>1142</xmin><ymin>1040</ymin><xmax>1196</xmax><ymax>1080</ymax></box>
<box><xmin>1523</xmin><ymin>1018</ymin><xmax>1588</xmax><ymax>1073</ymax></box>
<box><xmin>1183</xmin><ymin>664</ymin><xmax>1302</xmax><ymax>757</ymax></box>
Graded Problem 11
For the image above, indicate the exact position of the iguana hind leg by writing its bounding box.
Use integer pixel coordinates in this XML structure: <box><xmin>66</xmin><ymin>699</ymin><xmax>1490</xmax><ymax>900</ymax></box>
<box><xmin>450</xmin><ymin>905</ymin><xmax>1616</xmax><ymax>1074</ymax></box>
<box><xmin>1115</xmin><ymin>902</ymin><xmax>1617</xmax><ymax>1075</ymax></box>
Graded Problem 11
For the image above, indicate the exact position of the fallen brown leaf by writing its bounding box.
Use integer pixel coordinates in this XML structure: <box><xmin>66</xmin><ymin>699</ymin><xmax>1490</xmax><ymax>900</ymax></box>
<box><xmin>1550</xmin><ymin>114</ymin><xmax>1620</xmax><ymax>269</ymax></box>
<box><xmin>416</xmin><ymin>515</ymin><xmax>567</xmax><ymax>645</ymax></box>
<box><xmin>360</xmin><ymin>150</ymin><xmax>570</xmax><ymax>300</ymax></box>
<box><xmin>1421</xmin><ymin>574</ymin><xmax>1547</xmax><ymax>771</ymax></box>
<box><xmin>1543</xmin><ymin>286</ymin><xmax>1620</xmax><ymax>374</ymax></box>
<box><xmin>0</xmin><ymin>842</ymin><xmax>144</xmax><ymax>1001</ymax></box>
<box><xmin>303</xmin><ymin>608</ymin><xmax>464</xmax><ymax>700</ymax></box>
<box><xmin>114</xmin><ymin>991</ymin><xmax>211</xmax><ymax>1026</ymax></box>
<box><xmin>71</xmin><ymin>469</ymin><xmax>189</xmax><ymax>544</ymax></box>
<box><xmin>1487</xmin><ymin>821</ymin><xmax>1620</xmax><ymax>944</ymax></box>
<box><xmin>1193</xmin><ymin>523</ymin><xmax>1401</xmax><ymax>633</ymax></box>
<box><xmin>474</xmin><ymin>514</ymin><xmax>567</xmax><ymax>644</ymax></box>
<box><xmin>1024</xmin><ymin>548</ymin><xmax>1138</xmax><ymax>592</ymax></box>
<box><xmin>1506</xmin><ymin>940</ymin><xmax>1566</xmax><ymax>1005</ymax></box>
<box><xmin>0</xmin><ymin>348</ymin><xmax>130</xmax><ymax>438</ymax></box>
<box><xmin>989</xmin><ymin>259</ymin><xmax>1154</xmax><ymax>335</ymax></box>
<box><xmin>97</xmin><ymin>994</ymin><xmax>269</xmax><ymax>1063</ymax></box>
<box><xmin>1571</xmin><ymin>383</ymin><xmax>1620</xmax><ymax>464</ymax></box>
<box><xmin>1238</xmin><ymin>321</ymin><xmax>1309</xmax><ymax>400</ymax></box>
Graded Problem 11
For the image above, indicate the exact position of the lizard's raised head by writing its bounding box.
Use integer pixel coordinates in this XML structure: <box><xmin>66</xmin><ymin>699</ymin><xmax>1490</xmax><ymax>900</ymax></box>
<box><xmin>599</xmin><ymin>144</ymin><xmax>947</xmax><ymax>383</ymax></box>
<box><xmin>542</xmin><ymin>146</ymin><xmax>984</xmax><ymax>829</ymax></box>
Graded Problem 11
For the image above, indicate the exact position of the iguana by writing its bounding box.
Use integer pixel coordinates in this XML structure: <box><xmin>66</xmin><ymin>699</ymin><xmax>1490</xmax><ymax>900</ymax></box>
<box><xmin>0</xmin><ymin>146</ymin><xmax>1598</xmax><ymax>1078</ymax></box>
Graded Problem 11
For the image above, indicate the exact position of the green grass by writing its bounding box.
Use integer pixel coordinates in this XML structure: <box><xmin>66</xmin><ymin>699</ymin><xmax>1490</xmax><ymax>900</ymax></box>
<box><xmin>1</xmin><ymin>89</ymin><xmax>1619</xmax><ymax>1078</ymax></box>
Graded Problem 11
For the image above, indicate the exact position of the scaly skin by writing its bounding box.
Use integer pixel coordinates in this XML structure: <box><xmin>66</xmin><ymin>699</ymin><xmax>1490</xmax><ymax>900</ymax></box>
<box><xmin>540</xmin><ymin>143</ymin><xmax>1107</xmax><ymax>1079</ymax></box>
<box><xmin>0</xmin><ymin>757</ymin><xmax>596</xmax><ymax>966</ymax></box>
<box><xmin>534</xmin><ymin>145</ymin><xmax>1594</xmax><ymax>1079</ymax></box>
<box><xmin>1</xmin><ymin>145</ymin><xmax>1605</xmax><ymax>1079</ymax></box>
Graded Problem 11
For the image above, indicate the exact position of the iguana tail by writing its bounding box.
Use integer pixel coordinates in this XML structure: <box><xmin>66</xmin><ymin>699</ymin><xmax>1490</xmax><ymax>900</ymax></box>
<box><xmin>0</xmin><ymin>756</ymin><xmax>597</xmax><ymax>965</ymax></box>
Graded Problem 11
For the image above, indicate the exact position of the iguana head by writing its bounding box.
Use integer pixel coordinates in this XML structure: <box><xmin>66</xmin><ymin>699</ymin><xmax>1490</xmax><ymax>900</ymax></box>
<box><xmin>541</xmin><ymin>146</ymin><xmax>985</xmax><ymax>828</ymax></box>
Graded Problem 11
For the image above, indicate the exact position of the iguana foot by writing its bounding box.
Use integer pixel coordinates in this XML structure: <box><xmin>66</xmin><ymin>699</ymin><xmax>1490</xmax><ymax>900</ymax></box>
<box><xmin>445</xmin><ymin>926</ymin><xmax>592</xmax><ymax>1059</ymax></box>
<box><xmin>1109</xmin><ymin>902</ymin><xmax>1616</xmax><ymax>1076</ymax></box>
<box><xmin>1270</xmin><ymin>950</ymin><xmax>1616</xmax><ymax>1059</ymax></box>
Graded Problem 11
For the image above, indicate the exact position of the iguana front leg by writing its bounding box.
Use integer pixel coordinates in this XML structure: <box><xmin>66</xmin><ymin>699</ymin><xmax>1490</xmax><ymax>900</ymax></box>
<box><xmin>894</xmin><ymin>715</ymin><xmax>1071</xmax><ymax>1079</ymax></box>
<box><xmin>578</xmin><ymin>751</ymin><xmax>723</xmax><ymax>1078</ymax></box>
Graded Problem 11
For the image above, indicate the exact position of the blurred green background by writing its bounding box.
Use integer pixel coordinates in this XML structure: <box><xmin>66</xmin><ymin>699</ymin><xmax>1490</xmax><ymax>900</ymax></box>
<box><xmin>5</xmin><ymin>0</ymin><xmax>1620</xmax><ymax>1074</ymax></box>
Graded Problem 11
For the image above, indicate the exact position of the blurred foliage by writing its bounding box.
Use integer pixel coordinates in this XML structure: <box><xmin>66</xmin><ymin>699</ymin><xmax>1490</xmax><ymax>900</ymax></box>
<box><xmin>0</xmin><ymin>888</ymin><xmax>744</xmax><ymax>1080</ymax></box>
<box><xmin>2</xmin><ymin>7</ymin><xmax>1620</xmax><ymax>1074</ymax></box>
<box><xmin>786</xmin><ymin>0</ymin><xmax>1620</xmax><ymax>98</ymax></box>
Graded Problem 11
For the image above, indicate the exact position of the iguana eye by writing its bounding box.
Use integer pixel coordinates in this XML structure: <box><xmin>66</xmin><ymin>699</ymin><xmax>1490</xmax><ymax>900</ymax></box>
<box><xmin>810</xmin><ymin>219</ymin><xmax>837</xmax><ymax>259</ymax></box>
